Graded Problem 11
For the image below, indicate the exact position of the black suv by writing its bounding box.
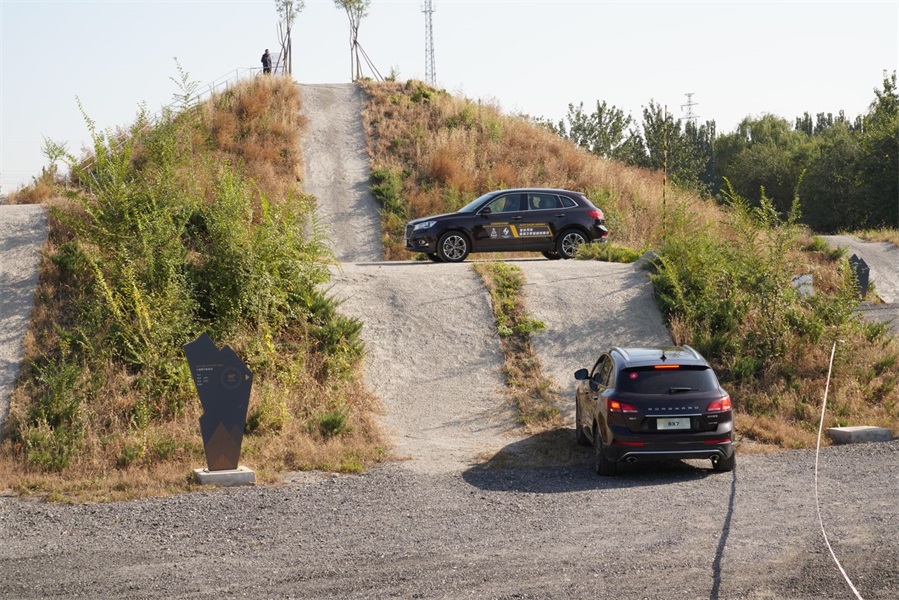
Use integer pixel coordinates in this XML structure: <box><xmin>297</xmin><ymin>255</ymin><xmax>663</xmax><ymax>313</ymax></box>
<box><xmin>404</xmin><ymin>188</ymin><xmax>608</xmax><ymax>262</ymax></box>
<box><xmin>574</xmin><ymin>346</ymin><xmax>735</xmax><ymax>475</ymax></box>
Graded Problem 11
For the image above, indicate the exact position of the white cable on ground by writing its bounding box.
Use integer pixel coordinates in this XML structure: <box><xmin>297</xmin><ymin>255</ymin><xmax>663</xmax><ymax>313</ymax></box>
<box><xmin>814</xmin><ymin>341</ymin><xmax>864</xmax><ymax>600</ymax></box>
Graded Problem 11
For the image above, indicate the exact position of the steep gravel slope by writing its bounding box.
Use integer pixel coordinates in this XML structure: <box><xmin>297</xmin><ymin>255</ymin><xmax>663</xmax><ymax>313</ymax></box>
<box><xmin>328</xmin><ymin>262</ymin><xmax>514</xmax><ymax>472</ymax></box>
<box><xmin>520</xmin><ymin>259</ymin><xmax>672</xmax><ymax>406</ymax></box>
<box><xmin>299</xmin><ymin>83</ymin><xmax>382</xmax><ymax>263</ymax></box>
<box><xmin>0</xmin><ymin>204</ymin><xmax>47</xmax><ymax>440</ymax></box>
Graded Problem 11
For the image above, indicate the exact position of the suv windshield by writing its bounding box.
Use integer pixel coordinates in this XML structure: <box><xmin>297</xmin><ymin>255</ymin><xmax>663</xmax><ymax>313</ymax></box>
<box><xmin>458</xmin><ymin>192</ymin><xmax>496</xmax><ymax>213</ymax></box>
<box><xmin>618</xmin><ymin>367</ymin><xmax>717</xmax><ymax>395</ymax></box>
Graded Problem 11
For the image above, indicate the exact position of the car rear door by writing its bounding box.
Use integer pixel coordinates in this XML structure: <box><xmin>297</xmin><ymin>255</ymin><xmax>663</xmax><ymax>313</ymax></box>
<box><xmin>516</xmin><ymin>192</ymin><xmax>567</xmax><ymax>250</ymax></box>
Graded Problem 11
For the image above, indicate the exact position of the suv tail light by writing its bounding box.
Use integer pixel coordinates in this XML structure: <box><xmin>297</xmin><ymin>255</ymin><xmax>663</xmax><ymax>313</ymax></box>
<box><xmin>587</xmin><ymin>209</ymin><xmax>604</xmax><ymax>220</ymax></box>
<box><xmin>706</xmin><ymin>395</ymin><xmax>732</xmax><ymax>412</ymax></box>
<box><xmin>608</xmin><ymin>398</ymin><xmax>638</xmax><ymax>413</ymax></box>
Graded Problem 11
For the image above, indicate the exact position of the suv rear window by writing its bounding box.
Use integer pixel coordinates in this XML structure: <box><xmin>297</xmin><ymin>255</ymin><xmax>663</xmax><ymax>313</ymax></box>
<box><xmin>617</xmin><ymin>367</ymin><xmax>717</xmax><ymax>395</ymax></box>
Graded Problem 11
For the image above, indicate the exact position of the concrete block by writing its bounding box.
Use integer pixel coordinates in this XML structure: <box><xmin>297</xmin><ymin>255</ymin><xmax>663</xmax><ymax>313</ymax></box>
<box><xmin>192</xmin><ymin>465</ymin><xmax>256</xmax><ymax>487</ymax></box>
<box><xmin>827</xmin><ymin>426</ymin><xmax>893</xmax><ymax>445</ymax></box>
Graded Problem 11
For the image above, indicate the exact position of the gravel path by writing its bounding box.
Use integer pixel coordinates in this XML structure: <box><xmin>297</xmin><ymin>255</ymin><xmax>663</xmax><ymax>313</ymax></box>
<box><xmin>520</xmin><ymin>258</ymin><xmax>671</xmax><ymax>411</ymax></box>
<box><xmin>0</xmin><ymin>204</ymin><xmax>48</xmax><ymax>440</ymax></box>
<box><xmin>329</xmin><ymin>262</ymin><xmax>514</xmax><ymax>473</ymax></box>
<box><xmin>299</xmin><ymin>83</ymin><xmax>382</xmax><ymax>264</ymax></box>
<box><xmin>1</xmin><ymin>442</ymin><xmax>897</xmax><ymax>598</ymax></box>
<box><xmin>822</xmin><ymin>235</ymin><xmax>899</xmax><ymax>335</ymax></box>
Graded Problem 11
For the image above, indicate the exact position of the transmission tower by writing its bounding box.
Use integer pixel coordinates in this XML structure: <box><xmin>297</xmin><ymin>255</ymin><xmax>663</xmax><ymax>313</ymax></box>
<box><xmin>422</xmin><ymin>0</ymin><xmax>436</xmax><ymax>85</ymax></box>
<box><xmin>681</xmin><ymin>92</ymin><xmax>699</xmax><ymax>122</ymax></box>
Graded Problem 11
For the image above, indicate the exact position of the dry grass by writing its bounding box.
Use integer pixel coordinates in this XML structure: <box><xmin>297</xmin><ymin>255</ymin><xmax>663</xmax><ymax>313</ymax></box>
<box><xmin>857</xmin><ymin>228</ymin><xmax>899</xmax><ymax>247</ymax></box>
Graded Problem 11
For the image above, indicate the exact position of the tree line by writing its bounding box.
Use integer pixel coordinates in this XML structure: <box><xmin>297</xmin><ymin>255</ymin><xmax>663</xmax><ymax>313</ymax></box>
<box><xmin>539</xmin><ymin>72</ymin><xmax>898</xmax><ymax>233</ymax></box>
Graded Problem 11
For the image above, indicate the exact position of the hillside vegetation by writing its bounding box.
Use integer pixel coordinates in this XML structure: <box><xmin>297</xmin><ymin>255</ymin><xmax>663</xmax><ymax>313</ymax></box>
<box><xmin>361</xmin><ymin>80</ymin><xmax>899</xmax><ymax>449</ymax></box>
<box><xmin>0</xmin><ymin>76</ymin><xmax>385</xmax><ymax>501</ymax></box>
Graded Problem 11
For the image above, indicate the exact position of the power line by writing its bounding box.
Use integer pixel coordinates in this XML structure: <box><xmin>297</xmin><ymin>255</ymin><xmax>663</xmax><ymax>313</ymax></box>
<box><xmin>681</xmin><ymin>92</ymin><xmax>700</xmax><ymax>122</ymax></box>
<box><xmin>421</xmin><ymin>0</ymin><xmax>436</xmax><ymax>86</ymax></box>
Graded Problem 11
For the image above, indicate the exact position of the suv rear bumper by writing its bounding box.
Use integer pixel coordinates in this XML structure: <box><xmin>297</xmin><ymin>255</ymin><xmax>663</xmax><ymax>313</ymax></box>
<box><xmin>605</xmin><ymin>441</ymin><xmax>735</xmax><ymax>463</ymax></box>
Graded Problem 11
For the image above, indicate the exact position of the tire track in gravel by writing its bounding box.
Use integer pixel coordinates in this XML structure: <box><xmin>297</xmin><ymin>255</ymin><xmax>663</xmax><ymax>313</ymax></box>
<box><xmin>518</xmin><ymin>259</ymin><xmax>672</xmax><ymax>412</ymax></box>
<box><xmin>328</xmin><ymin>262</ymin><xmax>515</xmax><ymax>473</ymax></box>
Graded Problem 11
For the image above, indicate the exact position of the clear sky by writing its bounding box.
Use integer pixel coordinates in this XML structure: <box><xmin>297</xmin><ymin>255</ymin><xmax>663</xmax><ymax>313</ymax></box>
<box><xmin>1</xmin><ymin>0</ymin><xmax>897</xmax><ymax>193</ymax></box>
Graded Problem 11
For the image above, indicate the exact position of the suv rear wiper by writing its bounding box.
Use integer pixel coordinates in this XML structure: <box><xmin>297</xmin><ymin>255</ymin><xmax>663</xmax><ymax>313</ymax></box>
<box><xmin>668</xmin><ymin>387</ymin><xmax>697</xmax><ymax>393</ymax></box>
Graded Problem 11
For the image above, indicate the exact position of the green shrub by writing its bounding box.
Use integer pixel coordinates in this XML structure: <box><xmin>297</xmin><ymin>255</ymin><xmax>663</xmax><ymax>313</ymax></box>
<box><xmin>317</xmin><ymin>408</ymin><xmax>350</xmax><ymax>439</ymax></box>
<box><xmin>370</xmin><ymin>168</ymin><xmax>407</xmax><ymax>219</ymax></box>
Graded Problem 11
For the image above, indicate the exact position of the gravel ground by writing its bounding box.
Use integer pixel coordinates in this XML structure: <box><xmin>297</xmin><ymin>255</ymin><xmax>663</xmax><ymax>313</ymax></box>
<box><xmin>822</xmin><ymin>235</ymin><xmax>899</xmax><ymax>335</ymax></box>
<box><xmin>0</xmin><ymin>204</ymin><xmax>48</xmax><ymax>441</ymax></box>
<box><xmin>0</xmin><ymin>86</ymin><xmax>896</xmax><ymax>599</ymax></box>
<box><xmin>1</xmin><ymin>441</ymin><xmax>897</xmax><ymax>599</ymax></box>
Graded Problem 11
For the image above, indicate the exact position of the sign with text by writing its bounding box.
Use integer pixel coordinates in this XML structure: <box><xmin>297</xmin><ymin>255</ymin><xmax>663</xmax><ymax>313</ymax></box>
<box><xmin>183</xmin><ymin>333</ymin><xmax>253</xmax><ymax>471</ymax></box>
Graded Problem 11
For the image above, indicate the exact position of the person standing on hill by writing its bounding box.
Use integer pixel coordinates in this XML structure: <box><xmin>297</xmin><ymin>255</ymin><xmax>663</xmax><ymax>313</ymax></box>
<box><xmin>261</xmin><ymin>49</ymin><xmax>272</xmax><ymax>74</ymax></box>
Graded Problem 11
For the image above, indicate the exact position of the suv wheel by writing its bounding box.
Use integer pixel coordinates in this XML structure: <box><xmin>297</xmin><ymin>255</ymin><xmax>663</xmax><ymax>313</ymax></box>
<box><xmin>557</xmin><ymin>230</ymin><xmax>587</xmax><ymax>259</ymax></box>
<box><xmin>712</xmin><ymin>452</ymin><xmax>736</xmax><ymax>472</ymax></box>
<box><xmin>437</xmin><ymin>232</ymin><xmax>470</xmax><ymax>263</ymax></box>
<box><xmin>594</xmin><ymin>426</ymin><xmax>617</xmax><ymax>476</ymax></box>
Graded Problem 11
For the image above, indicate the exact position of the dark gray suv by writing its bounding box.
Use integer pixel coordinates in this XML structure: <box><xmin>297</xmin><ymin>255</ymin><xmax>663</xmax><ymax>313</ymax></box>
<box><xmin>574</xmin><ymin>346</ymin><xmax>735</xmax><ymax>475</ymax></box>
<box><xmin>404</xmin><ymin>188</ymin><xmax>609</xmax><ymax>262</ymax></box>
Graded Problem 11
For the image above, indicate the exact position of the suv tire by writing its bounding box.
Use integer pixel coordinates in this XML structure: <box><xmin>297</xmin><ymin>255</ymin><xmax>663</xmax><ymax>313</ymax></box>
<box><xmin>594</xmin><ymin>426</ymin><xmax>617</xmax><ymax>476</ymax></box>
<box><xmin>557</xmin><ymin>229</ymin><xmax>587</xmax><ymax>259</ymax></box>
<box><xmin>437</xmin><ymin>231</ymin><xmax>470</xmax><ymax>263</ymax></box>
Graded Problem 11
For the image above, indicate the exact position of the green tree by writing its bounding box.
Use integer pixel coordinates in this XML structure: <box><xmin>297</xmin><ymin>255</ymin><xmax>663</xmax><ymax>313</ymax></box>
<box><xmin>717</xmin><ymin>115</ymin><xmax>810</xmax><ymax>213</ymax></box>
<box><xmin>639</xmin><ymin>100</ymin><xmax>711</xmax><ymax>192</ymax></box>
<box><xmin>860</xmin><ymin>70</ymin><xmax>899</xmax><ymax>228</ymax></box>
<box><xmin>558</xmin><ymin>100</ymin><xmax>633</xmax><ymax>159</ymax></box>
<box><xmin>798</xmin><ymin>123</ymin><xmax>863</xmax><ymax>232</ymax></box>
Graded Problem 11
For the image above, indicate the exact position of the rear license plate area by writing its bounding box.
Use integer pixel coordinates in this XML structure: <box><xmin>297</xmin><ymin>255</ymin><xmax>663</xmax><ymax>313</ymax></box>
<box><xmin>657</xmin><ymin>417</ymin><xmax>691</xmax><ymax>430</ymax></box>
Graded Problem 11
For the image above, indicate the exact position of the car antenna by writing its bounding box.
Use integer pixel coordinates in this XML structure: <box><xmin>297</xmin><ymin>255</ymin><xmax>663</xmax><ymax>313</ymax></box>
<box><xmin>660</xmin><ymin>350</ymin><xmax>667</xmax><ymax>362</ymax></box>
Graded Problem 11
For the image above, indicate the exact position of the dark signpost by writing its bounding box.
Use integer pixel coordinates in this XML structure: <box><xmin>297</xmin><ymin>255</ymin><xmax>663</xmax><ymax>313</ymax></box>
<box><xmin>849</xmin><ymin>254</ymin><xmax>870</xmax><ymax>299</ymax></box>
<box><xmin>184</xmin><ymin>333</ymin><xmax>254</xmax><ymax>483</ymax></box>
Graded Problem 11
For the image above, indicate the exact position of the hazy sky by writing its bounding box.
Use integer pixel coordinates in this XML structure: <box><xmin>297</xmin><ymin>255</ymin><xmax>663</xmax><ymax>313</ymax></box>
<box><xmin>1</xmin><ymin>0</ymin><xmax>897</xmax><ymax>193</ymax></box>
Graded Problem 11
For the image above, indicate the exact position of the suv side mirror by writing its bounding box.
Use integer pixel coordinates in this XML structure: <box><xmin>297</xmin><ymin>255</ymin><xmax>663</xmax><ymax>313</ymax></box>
<box><xmin>479</xmin><ymin>207</ymin><xmax>492</xmax><ymax>216</ymax></box>
<box><xmin>574</xmin><ymin>368</ymin><xmax>589</xmax><ymax>380</ymax></box>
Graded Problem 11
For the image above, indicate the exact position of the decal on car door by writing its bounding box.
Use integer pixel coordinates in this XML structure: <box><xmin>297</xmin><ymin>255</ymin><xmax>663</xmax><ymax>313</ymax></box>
<box><xmin>488</xmin><ymin>223</ymin><xmax>552</xmax><ymax>239</ymax></box>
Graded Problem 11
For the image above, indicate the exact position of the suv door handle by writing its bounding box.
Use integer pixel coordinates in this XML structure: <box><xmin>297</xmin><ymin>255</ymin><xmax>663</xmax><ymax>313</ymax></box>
<box><xmin>510</xmin><ymin>216</ymin><xmax>522</xmax><ymax>221</ymax></box>
<box><xmin>555</xmin><ymin>213</ymin><xmax>566</xmax><ymax>218</ymax></box>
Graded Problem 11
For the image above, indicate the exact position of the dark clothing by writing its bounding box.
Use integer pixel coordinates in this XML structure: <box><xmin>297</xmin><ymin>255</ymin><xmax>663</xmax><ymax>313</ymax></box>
<box><xmin>261</xmin><ymin>52</ymin><xmax>272</xmax><ymax>74</ymax></box>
